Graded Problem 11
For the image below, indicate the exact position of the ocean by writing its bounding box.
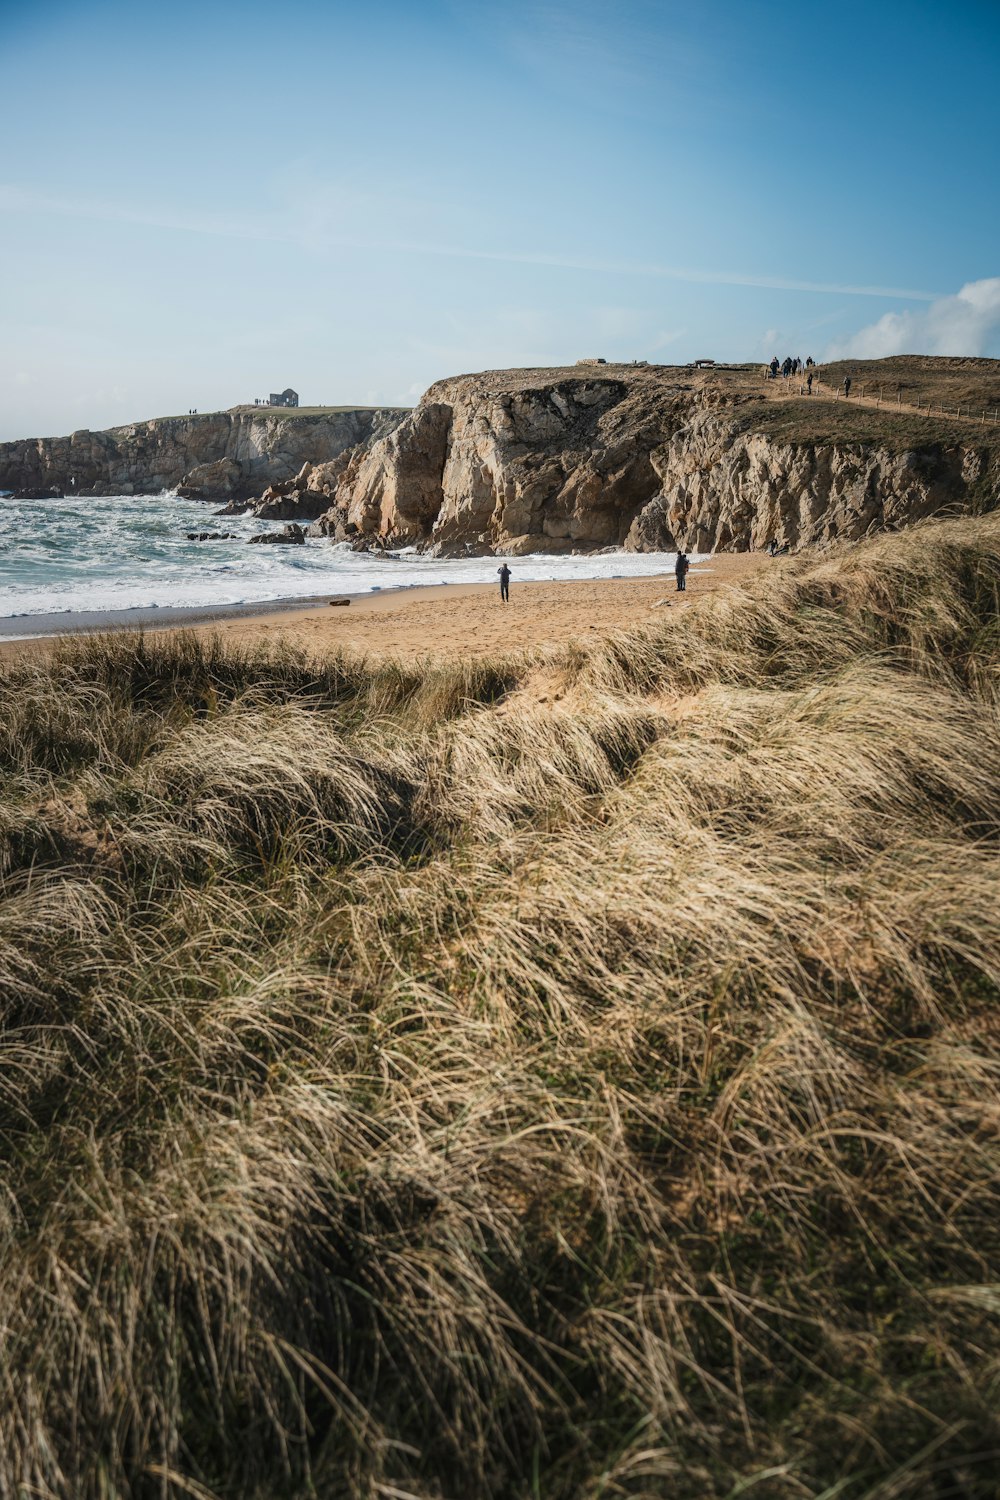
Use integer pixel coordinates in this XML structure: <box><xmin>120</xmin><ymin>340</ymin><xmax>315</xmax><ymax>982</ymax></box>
<box><xmin>0</xmin><ymin>491</ymin><xmax>688</xmax><ymax>632</ymax></box>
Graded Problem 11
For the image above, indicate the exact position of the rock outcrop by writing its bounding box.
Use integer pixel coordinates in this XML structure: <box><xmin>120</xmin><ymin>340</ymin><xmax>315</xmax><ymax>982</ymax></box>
<box><xmin>311</xmin><ymin>364</ymin><xmax>1000</xmax><ymax>553</ymax></box>
<box><xmin>626</xmin><ymin>412</ymin><xmax>990</xmax><ymax>552</ymax></box>
<box><xmin>317</xmin><ymin>374</ymin><xmax>682</xmax><ymax>551</ymax></box>
<box><xmin>247</xmin><ymin>523</ymin><xmax>306</xmax><ymax>546</ymax></box>
<box><xmin>0</xmin><ymin>407</ymin><xmax>409</xmax><ymax>501</ymax></box>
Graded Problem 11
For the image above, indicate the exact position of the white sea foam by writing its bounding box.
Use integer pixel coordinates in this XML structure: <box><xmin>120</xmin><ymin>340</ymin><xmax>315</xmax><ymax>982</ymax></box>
<box><xmin>0</xmin><ymin>491</ymin><xmax>693</xmax><ymax>620</ymax></box>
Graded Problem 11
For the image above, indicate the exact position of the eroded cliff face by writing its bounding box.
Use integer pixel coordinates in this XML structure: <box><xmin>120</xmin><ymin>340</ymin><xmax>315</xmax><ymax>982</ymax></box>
<box><xmin>314</xmin><ymin>368</ymin><xmax>999</xmax><ymax>553</ymax></box>
<box><xmin>628</xmin><ymin>408</ymin><xmax>992</xmax><ymax>552</ymax></box>
<box><xmin>322</xmin><ymin>371</ymin><xmax>692</xmax><ymax>552</ymax></box>
<box><xmin>0</xmin><ymin>407</ymin><xmax>408</xmax><ymax>499</ymax></box>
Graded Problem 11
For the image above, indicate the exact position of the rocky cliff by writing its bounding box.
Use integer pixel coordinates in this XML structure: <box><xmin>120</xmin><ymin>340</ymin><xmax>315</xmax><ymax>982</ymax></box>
<box><xmin>313</xmin><ymin>363</ymin><xmax>1000</xmax><ymax>553</ymax></box>
<box><xmin>5</xmin><ymin>361</ymin><xmax>998</xmax><ymax>550</ymax></box>
<box><xmin>629</xmin><ymin>406</ymin><xmax>995</xmax><ymax>552</ymax></box>
<box><xmin>0</xmin><ymin>406</ymin><xmax>409</xmax><ymax>500</ymax></box>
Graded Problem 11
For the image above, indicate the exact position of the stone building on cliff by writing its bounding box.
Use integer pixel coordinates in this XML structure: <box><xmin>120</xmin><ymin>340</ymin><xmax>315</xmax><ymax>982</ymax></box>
<box><xmin>268</xmin><ymin>388</ymin><xmax>299</xmax><ymax>408</ymax></box>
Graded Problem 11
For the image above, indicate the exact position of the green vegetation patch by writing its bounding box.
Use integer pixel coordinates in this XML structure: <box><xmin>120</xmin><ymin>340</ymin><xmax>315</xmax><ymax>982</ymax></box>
<box><xmin>2</xmin><ymin>517</ymin><xmax>1000</xmax><ymax>1497</ymax></box>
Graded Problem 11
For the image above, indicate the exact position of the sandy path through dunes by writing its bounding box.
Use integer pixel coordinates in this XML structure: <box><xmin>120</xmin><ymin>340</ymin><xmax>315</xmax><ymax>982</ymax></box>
<box><xmin>0</xmin><ymin>554</ymin><xmax>765</xmax><ymax>664</ymax></box>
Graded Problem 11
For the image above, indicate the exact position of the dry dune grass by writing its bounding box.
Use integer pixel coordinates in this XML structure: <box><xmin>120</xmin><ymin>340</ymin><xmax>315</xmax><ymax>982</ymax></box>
<box><xmin>2</xmin><ymin>514</ymin><xmax>1000</xmax><ymax>1498</ymax></box>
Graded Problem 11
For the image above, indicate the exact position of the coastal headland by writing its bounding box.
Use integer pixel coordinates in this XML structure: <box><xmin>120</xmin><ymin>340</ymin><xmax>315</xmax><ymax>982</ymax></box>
<box><xmin>0</xmin><ymin>404</ymin><xmax>410</xmax><ymax>502</ymax></box>
<box><xmin>3</xmin><ymin>355</ymin><xmax>999</xmax><ymax>559</ymax></box>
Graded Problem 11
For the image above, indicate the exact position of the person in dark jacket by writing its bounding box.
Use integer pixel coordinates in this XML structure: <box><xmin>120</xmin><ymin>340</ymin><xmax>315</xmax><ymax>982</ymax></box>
<box><xmin>675</xmin><ymin>551</ymin><xmax>690</xmax><ymax>591</ymax></box>
<box><xmin>844</xmin><ymin>375</ymin><xmax>852</xmax><ymax>398</ymax></box>
<box><xmin>497</xmin><ymin>562</ymin><xmax>511</xmax><ymax>602</ymax></box>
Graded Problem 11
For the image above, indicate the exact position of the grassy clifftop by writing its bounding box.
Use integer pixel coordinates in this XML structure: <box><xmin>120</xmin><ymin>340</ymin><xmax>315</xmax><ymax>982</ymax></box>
<box><xmin>815</xmin><ymin>354</ymin><xmax>1000</xmax><ymax>412</ymax></box>
<box><xmin>735</xmin><ymin>395</ymin><xmax>1000</xmax><ymax>454</ymax></box>
<box><xmin>2</xmin><ymin>515</ymin><xmax>1000</xmax><ymax>1496</ymax></box>
<box><xmin>431</xmin><ymin>355</ymin><xmax>1000</xmax><ymax>455</ymax></box>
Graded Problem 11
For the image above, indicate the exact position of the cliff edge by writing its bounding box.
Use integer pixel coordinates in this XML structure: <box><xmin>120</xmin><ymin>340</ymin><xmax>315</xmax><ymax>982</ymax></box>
<box><xmin>316</xmin><ymin>358</ymin><xmax>1000</xmax><ymax>553</ymax></box>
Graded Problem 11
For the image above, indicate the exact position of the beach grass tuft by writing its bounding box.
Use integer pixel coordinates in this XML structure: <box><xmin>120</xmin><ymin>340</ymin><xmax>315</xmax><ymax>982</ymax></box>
<box><xmin>2</xmin><ymin>513</ymin><xmax>1000</xmax><ymax>1497</ymax></box>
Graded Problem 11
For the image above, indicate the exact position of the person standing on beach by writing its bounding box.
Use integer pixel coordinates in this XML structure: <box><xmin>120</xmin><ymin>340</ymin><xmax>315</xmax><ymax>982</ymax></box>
<box><xmin>497</xmin><ymin>562</ymin><xmax>511</xmax><ymax>603</ymax></box>
<box><xmin>675</xmin><ymin>551</ymin><xmax>689</xmax><ymax>592</ymax></box>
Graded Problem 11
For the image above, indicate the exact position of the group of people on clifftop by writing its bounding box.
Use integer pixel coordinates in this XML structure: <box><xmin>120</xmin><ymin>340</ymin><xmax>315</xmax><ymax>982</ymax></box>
<box><xmin>769</xmin><ymin>354</ymin><xmax>815</xmax><ymax>380</ymax></box>
<box><xmin>761</xmin><ymin>352</ymin><xmax>857</xmax><ymax>399</ymax></box>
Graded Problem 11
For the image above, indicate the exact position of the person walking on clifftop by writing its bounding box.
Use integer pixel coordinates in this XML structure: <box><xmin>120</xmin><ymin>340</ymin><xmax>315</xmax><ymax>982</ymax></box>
<box><xmin>497</xmin><ymin>562</ymin><xmax>511</xmax><ymax>603</ymax></box>
<box><xmin>675</xmin><ymin>551</ymin><xmax>690</xmax><ymax>592</ymax></box>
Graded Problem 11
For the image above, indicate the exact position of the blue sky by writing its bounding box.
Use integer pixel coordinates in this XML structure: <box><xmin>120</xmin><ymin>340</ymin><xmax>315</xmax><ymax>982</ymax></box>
<box><xmin>2</xmin><ymin>0</ymin><xmax>998</xmax><ymax>438</ymax></box>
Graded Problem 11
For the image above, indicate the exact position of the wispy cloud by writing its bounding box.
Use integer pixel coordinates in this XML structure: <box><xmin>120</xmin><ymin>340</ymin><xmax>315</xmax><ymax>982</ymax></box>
<box><xmin>0</xmin><ymin>184</ymin><xmax>291</xmax><ymax>247</ymax></box>
<box><xmin>0</xmin><ymin>182</ymin><xmax>939</xmax><ymax>302</ymax></box>
<box><xmin>828</xmin><ymin>278</ymin><xmax>1000</xmax><ymax>357</ymax></box>
<box><xmin>454</xmin><ymin>0</ymin><xmax>713</xmax><ymax>117</ymax></box>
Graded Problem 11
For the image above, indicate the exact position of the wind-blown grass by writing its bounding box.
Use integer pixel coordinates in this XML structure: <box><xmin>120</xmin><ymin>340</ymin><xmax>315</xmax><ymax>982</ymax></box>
<box><xmin>2</xmin><ymin>513</ymin><xmax>1000</xmax><ymax>1498</ymax></box>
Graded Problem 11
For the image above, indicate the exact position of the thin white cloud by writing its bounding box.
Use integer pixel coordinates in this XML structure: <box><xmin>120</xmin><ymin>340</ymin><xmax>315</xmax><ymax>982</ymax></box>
<box><xmin>829</xmin><ymin>277</ymin><xmax>1000</xmax><ymax>358</ymax></box>
<box><xmin>0</xmin><ymin>184</ymin><xmax>292</xmax><ymax>247</ymax></box>
<box><xmin>0</xmin><ymin>183</ymin><xmax>939</xmax><ymax>303</ymax></box>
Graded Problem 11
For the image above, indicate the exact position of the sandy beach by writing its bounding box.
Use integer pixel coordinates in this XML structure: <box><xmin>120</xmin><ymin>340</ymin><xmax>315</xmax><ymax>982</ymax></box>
<box><xmin>0</xmin><ymin>553</ymin><xmax>764</xmax><ymax>664</ymax></box>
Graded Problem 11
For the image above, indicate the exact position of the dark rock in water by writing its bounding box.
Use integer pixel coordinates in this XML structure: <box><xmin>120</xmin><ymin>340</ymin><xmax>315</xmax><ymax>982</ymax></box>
<box><xmin>15</xmin><ymin>487</ymin><xmax>63</xmax><ymax>500</ymax></box>
<box><xmin>214</xmin><ymin>498</ymin><xmax>251</xmax><ymax>516</ymax></box>
<box><xmin>186</xmin><ymin>531</ymin><xmax>239</xmax><ymax>541</ymax></box>
<box><xmin>247</xmin><ymin>523</ymin><xmax>306</xmax><ymax>546</ymax></box>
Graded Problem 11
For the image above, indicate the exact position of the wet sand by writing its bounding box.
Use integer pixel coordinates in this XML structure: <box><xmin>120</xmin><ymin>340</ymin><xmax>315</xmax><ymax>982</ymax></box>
<box><xmin>0</xmin><ymin>554</ymin><xmax>765</xmax><ymax>664</ymax></box>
